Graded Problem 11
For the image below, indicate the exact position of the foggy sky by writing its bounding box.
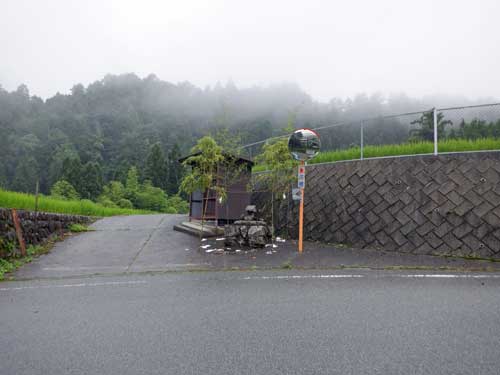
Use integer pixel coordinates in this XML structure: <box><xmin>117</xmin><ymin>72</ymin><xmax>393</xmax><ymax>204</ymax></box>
<box><xmin>2</xmin><ymin>0</ymin><xmax>500</xmax><ymax>102</ymax></box>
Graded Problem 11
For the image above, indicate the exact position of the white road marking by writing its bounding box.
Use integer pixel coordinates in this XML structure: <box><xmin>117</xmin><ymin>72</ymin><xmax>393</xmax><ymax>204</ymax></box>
<box><xmin>3</xmin><ymin>273</ymin><xmax>499</xmax><ymax>292</ymax></box>
<box><xmin>0</xmin><ymin>280</ymin><xmax>147</xmax><ymax>292</ymax></box>
<box><xmin>241</xmin><ymin>274</ymin><xmax>500</xmax><ymax>281</ymax></box>
<box><xmin>397</xmin><ymin>274</ymin><xmax>500</xmax><ymax>279</ymax></box>
<box><xmin>242</xmin><ymin>274</ymin><xmax>364</xmax><ymax>280</ymax></box>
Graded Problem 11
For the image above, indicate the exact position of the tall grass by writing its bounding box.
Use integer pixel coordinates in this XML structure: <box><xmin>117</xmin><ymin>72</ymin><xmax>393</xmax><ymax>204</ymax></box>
<box><xmin>0</xmin><ymin>189</ymin><xmax>152</xmax><ymax>217</ymax></box>
<box><xmin>253</xmin><ymin>138</ymin><xmax>500</xmax><ymax>172</ymax></box>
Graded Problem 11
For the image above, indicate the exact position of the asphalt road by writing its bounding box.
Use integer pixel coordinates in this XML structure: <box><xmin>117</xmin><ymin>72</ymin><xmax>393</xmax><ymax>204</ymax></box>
<box><xmin>2</xmin><ymin>270</ymin><xmax>500</xmax><ymax>375</ymax></box>
<box><xmin>14</xmin><ymin>214</ymin><xmax>204</xmax><ymax>279</ymax></box>
<box><xmin>14</xmin><ymin>214</ymin><xmax>500</xmax><ymax>280</ymax></box>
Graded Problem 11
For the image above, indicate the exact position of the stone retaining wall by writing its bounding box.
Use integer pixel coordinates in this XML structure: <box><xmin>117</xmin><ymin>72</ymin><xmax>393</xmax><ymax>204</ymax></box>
<box><xmin>253</xmin><ymin>152</ymin><xmax>500</xmax><ymax>259</ymax></box>
<box><xmin>0</xmin><ymin>208</ymin><xmax>90</xmax><ymax>257</ymax></box>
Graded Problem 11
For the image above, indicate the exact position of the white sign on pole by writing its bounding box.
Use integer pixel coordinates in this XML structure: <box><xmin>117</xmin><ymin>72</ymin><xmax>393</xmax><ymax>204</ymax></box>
<box><xmin>292</xmin><ymin>188</ymin><xmax>301</xmax><ymax>201</ymax></box>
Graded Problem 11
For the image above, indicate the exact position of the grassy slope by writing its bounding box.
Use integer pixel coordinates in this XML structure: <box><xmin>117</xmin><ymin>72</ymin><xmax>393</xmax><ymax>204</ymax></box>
<box><xmin>0</xmin><ymin>189</ymin><xmax>151</xmax><ymax>217</ymax></box>
<box><xmin>253</xmin><ymin>138</ymin><xmax>500</xmax><ymax>172</ymax></box>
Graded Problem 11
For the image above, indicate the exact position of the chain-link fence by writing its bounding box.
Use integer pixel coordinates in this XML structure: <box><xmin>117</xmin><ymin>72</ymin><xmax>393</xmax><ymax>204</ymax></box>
<box><xmin>238</xmin><ymin>135</ymin><xmax>289</xmax><ymax>161</ymax></box>
<box><xmin>241</xmin><ymin>102</ymin><xmax>500</xmax><ymax>238</ymax></box>
<box><xmin>438</xmin><ymin>103</ymin><xmax>500</xmax><ymax>143</ymax></box>
<box><xmin>239</xmin><ymin>102</ymin><xmax>500</xmax><ymax>164</ymax></box>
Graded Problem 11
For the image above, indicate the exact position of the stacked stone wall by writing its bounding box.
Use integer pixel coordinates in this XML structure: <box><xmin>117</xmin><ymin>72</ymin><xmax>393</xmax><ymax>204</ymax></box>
<box><xmin>252</xmin><ymin>152</ymin><xmax>500</xmax><ymax>258</ymax></box>
<box><xmin>0</xmin><ymin>208</ymin><xmax>90</xmax><ymax>257</ymax></box>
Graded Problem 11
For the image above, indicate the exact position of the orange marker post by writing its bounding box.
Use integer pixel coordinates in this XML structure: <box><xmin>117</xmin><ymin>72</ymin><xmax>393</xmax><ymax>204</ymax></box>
<box><xmin>288</xmin><ymin>128</ymin><xmax>320</xmax><ymax>254</ymax></box>
<box><xmin>298</xmin><ymin>161</ymin><xmax>305</xmax><ymax>253</ymax></box>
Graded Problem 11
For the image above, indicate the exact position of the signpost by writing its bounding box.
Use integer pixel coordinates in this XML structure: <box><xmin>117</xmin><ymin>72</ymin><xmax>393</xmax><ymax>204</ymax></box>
<box><xmin>298</xmin><ymin>166</ymin><xmax>305</xmax><ymax>189</ymax></box>
<box><xmin>288</xmin><ymin>128</ymin><xmax>321</xmax><ymax>253</ymax></box>
<box><xmin>298</xmin><ymin>161</ymin><xmax>305</xmax><ymax>252</ymax></box>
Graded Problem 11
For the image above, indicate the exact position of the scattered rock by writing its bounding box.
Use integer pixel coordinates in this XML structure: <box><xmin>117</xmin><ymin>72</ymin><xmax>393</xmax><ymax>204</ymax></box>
<box><xmin>223</xmin><ymin>205</ymin><xmax>272</xmax><ymax>249</ymax></box>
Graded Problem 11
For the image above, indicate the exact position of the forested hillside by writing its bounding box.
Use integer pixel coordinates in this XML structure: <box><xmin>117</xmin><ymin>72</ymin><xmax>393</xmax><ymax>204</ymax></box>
<box><xmin>0</xmin><ymin>73</ymin><xmax>497</xmax><ymax>198</ymax></box>
<box><xmin>1</xmin><ymin>74</ymin><xmax>315</xmax><ymax>195</ymax></box>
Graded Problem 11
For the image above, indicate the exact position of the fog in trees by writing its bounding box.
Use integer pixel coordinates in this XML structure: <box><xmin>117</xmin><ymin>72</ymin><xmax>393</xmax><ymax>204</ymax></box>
<box><xmin>1</xmin><ymin>73</ymin><xmax>498</xmax><ymax>194</ymax></box>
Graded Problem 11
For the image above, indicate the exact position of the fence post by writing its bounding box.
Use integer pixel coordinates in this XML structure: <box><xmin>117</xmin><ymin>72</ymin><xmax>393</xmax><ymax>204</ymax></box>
<box><xmin>34</xmin><ymin>180</ymin><xmax>39</xmax><ymax>230</ymax></box>
<box><xmin>11</xmin><ymin>209</ymin><xmax>27</xmax><ymax>257</ymax></box>
<box><xmin>360</xmin><ymin>121</ymin><xmax>364</xmax><ymax>160</ymax></box>
<box><xmin>433</xmin><ymin>108</ymin><xmax>438</xmax><ymax>155</ymax></box>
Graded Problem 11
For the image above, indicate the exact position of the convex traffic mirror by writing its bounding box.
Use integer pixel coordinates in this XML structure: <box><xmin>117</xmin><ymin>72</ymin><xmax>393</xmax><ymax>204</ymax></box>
<box><xmin>288</xmin><ymin>128</ymin><xmax>321</xmax><ymax>161</ymax></box>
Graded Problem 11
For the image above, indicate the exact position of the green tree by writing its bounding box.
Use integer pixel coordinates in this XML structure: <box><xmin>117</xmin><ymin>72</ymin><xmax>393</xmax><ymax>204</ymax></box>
<box><xmin>452</xmin><ymin>118</ymin><xmax>500</xmax><ymax>140</ymax></box>
<box><xmin>47</xmin><ymin>143</ymin><xmax>79</xmax><ymax>190</ymax></box>
<box><xmin>12</xmin><ymin>156</ymin><xmax>39</xmax><ymax>193</ymax></box>
<box><xmin>50</xmin><ymin>180</ymin><xmax>80</xmax><ymax>200</ymax></box>
<box><xmin>125</xmin><ymin>166</ymin><xmax>140</xmax><ymax>199</ymax></box>
<box><xmin>180</xmin><ymin>136</ymin><xmax>225</xmax><ymax>235</ymax></box>
<box><xmin>166</xmin><ymin>144</ymin><xmax>184</xmax><ymax>195</ymax></box>
<box><xmin>99</xmin><ymin>181</ymin><xmax>125</xmax><ymax>203</ymax></box>
<box><xmin>410</xmin><ymin>111</ymin><xmax>452</xmax><ymax>141</ymax></box>
<box><xmin>213</xmin><ymin>127</ymin><xmax>248</xmax><ymax>220</ymax></box>
<box><xmin>135</xmin><ymin>180</ymin><xmax>168</xmax><ymax>212</ymax></box>
<box><xmin>145</xmin><ymin>143</ymin><xmax>167</xmax><ymax>190</ymax></box>
<box><xmin>166</xmin><ymin>195</ymin><xmax>189</xmax><ymax>214</ymax></box>
<box><xmin>214</xmin><ymin>127</ymin><xmax>241</xmax><ymax>154</ymax></box>
<box><xmin>0</xmin><ymin>161</ymin><xmax>7</xmax><ymax>188</ymax></box>
<box><xmin>254</xmin><ymin>121</ymin><xmax>297</xmax><ymax>239</ymax></box>
<box><xmin>62</xmin><ymin>157</ymin><xmax>83</xmax><ymax>193</ymax></box>
<box><xmin>117</xmin><ymin>198</ymin><xmax>133</xmax><ymax>209</ymax></box>
<box><xmin>179</xmin><ymin>136</ymin><xmax>225</xmax><ymax>200</ymax></box>
<box><xmin>80</xmin><ymin>162</ymin><xmax>103</xmax><ymax>200</ymax></box>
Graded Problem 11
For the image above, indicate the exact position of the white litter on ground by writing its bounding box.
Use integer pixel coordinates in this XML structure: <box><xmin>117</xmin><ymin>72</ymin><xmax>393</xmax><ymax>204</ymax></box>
<box><xmin>210</xmin><ymin>249</ymin><xmax>225</xmax><ymax>254</ymax></box>
<box><xmin>205</xmin><ymin>249</ymin><xmax>215</xmax><ymax>253</ymax></box>
<box><xmin>201</xmin><ymin>238</ymin><xmax>207</xmax><ymax>242</ymax></box>
<box><xmin>184</xmin><ymin>248</ymin><xmax>190</xmax><ymax>251</ymax></box>
<box><xmin>235</xmin><ymin>249</ymin><xmax>242</xmax><ymax>253</ymax></box>
<box><xmin>266</xmin><ymin>250</ymin><xmax>273</xmax><ymax>255</ymax></box>
<box><xmin>266</xmin><ymin>243</ymin><xmax>278</xmax><ymax>248</ymax></box>
<box><xmin>215</xmin><ymin>238</ymin><xmax>225</xmax><ymax>241</ymax></box>
<box><xmin>276</xmin><ymin>237</ymin><xmax>286</xmax><ymax>242</ymax></box>
<box><xmin>200</xmin><ymin>244</ymin><xmax>211</xmax><ymax>249</ymax></box>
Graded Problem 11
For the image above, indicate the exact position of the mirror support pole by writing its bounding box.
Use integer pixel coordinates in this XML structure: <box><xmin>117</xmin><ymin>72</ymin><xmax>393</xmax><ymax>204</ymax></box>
<box><xmin>298</xmin><ymin>160</ymin><xmax>305</xmax><ymax>253</ymax></box>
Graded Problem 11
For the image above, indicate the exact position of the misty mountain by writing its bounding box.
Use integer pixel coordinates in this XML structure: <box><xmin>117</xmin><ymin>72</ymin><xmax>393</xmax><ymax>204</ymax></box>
<box><xmin>0</xmin><ymin>73</ymin><xmax>495</xmax><ymax>194</ymax></box>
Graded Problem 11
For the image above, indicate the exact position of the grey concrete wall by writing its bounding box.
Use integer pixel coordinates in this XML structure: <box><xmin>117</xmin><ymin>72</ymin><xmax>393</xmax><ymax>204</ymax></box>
<box><xmin>253</xmin><ymin>152</ymin><xmax>500</xmax><ymax>259</ymax></box>
<box><xmin>0</xmin><ymin>208</ymin><xmax>90</xmax><ymax>257</ymax></box>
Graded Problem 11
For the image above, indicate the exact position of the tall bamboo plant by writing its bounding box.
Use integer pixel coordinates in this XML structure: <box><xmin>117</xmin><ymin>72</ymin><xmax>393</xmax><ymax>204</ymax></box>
<box><xmin>213</xmin><ymin>127</ymin><xmax>247</xmax><ymax>222</ymax></box>
<box><xmin>254</xmin><ymin>138</ymin><xmax>297</xmax><ymax>240</ymax></box>
<box><xmin>179</xmin><ymin>136</ymin><xmax>226</xmax><ymax>241</ymax></box>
